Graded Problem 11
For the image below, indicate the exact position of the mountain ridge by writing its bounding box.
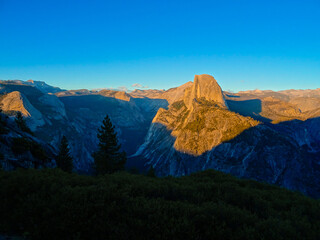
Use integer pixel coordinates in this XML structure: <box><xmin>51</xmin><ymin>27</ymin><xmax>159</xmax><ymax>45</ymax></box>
<box><xmin>1</xmin><ymin>75</ymin><xmax>320</xmax><ymax>197</ymax></box>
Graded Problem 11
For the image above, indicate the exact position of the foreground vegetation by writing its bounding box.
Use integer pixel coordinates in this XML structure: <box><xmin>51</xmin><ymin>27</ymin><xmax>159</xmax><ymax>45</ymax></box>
<box><xmin>0</xmin><ymin>169</ymin><xmax>320</xmax><ymax>240</ymax></box>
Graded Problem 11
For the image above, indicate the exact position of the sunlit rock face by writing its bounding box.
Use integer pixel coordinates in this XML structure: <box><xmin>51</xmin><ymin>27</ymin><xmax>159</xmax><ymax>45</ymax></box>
<box><xmin>184</xmin><ymin>74</ymin><xmax>227</xmax><ymax>110</ymax></box>
<box><xmin>1</xmin><ymin>91</ymin><xmax>32</xmax><ymax>117</ymax></box>
<box><xmin>150</xmin><ymin>99</ymin><xmax>258</xmax><ymax>156</ymax></box>
<box><xmin>0</xmin><ymin>91</ymin><xmax>45</xmax><ymax>130</ymax></box>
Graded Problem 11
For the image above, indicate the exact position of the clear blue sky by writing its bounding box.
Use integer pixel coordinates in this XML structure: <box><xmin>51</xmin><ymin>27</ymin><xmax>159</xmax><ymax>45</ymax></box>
<box><xmin>0</xmin><ymin>0</ymin><xmax>319</xmax><ymax>91</ymax></box>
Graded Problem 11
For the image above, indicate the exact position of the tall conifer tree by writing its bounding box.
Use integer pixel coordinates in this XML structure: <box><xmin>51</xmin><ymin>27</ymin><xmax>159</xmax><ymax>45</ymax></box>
<box><xmin>93</xmin><ymin>115</ymin><xmax>126</xmax><ymax>174</ymax></box>
<box><xmin>0</xmin><ymin>109</ymin><xmax>8</xmax><ymax>134</ymax></box>
<box><xmin>56</xmin><ymin>135</ymin><xmax>73</xmax><ymax>173</ymax></box>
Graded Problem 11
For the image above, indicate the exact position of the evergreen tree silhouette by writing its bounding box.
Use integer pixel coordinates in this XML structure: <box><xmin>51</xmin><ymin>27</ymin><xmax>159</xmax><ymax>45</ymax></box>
<box><xmin>147</xmin><ymin>166</ymin><xmax>156</xmax><ymax>177</ymax></box>
<box><xmin>56</xmin><ymin>136</ymin><xmax>73</xmax><ymax>173</ymax></box>
<box><xmin>93</xmin><ymin>115</ymin><xmax>126</xmax><ymax>174</ymax></box>
<box><xmin>0</xmin><ymin>109</ymin><xmax>8</xmax><ymax>134</ymax></box>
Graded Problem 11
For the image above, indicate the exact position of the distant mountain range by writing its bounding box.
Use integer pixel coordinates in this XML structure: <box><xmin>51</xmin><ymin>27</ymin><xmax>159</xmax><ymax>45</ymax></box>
<box><xmin>1</xmin><ymin>75</ymin><xmax>320</xmax><ymax>197</ymax></box>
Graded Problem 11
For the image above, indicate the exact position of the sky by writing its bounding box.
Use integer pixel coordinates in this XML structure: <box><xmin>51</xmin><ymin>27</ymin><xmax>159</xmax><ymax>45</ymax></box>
<box><xmin>0</xmin><ymin>0</ymin><xmax>319</xmax><ymax>92</ymax></box>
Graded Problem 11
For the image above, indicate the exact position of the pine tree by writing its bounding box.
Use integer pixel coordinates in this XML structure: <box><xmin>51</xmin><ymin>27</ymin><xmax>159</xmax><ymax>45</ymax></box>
<box><xmin>15</xmin><ymin>111</ymin><xmax>32</xmax><ymax>134</ymax></box>
<box><xmin>147</xmin><ymin>166</ymin><xmax>156</xmax><ymax>177</ymax></box>
<box><xmin>93</xmin><ymin>115</ymin><xmax>126</xmax><ymax>175</ymax></box>
<box><xmin>0</xmin><ymin>108</ymin><xmax>8</xmax><ymax>134</ymax></box>
<box><xmin>0</xmin><ymin>152</ymin><xmax>4</xmax><ymax>170</ymax></box>
<box><xmin>56</xmin><ymin>135</ymin><xmax>73</xmax><ymax>173</ymax></box>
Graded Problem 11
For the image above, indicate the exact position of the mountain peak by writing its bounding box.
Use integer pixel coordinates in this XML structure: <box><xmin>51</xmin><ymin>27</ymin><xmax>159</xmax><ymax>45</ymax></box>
<box><xmin>184</xmin><ymin>74</ymin><xmax>227</xmax><ymax>109</ymax></box>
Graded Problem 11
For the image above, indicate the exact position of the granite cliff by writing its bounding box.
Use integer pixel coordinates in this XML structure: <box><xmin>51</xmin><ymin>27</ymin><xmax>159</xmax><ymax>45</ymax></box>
<box><xmin>138</xmin><ymin>75</ymin><xmax>258</xmax><ymax>156</ymax></box>
<box><xmin>135</xmin><ymin>75</ymin><xmax>320</xmax><ymax>197</ymax></box>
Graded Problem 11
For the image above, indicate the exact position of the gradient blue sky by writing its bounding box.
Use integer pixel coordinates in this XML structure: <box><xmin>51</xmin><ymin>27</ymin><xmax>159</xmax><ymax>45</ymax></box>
<box><xmin>0</xmin><ymin>0</ymin><xmax>319</xmax><ymax>91</ymax></box>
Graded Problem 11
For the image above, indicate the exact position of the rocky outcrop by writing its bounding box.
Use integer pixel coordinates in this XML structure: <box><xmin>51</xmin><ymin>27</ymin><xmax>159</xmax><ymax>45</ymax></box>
<box><xmin>140</xmin><ymin>75</ymin><xmax>255</xmax><ymax>156</ymax></box>
<box><xmin>150</xmin><ymin>99</ymin><xmax>258</xmax><ymax>156</ymax></box>
<box><xmin>184</xmin><ymin>75</ymin><xmax>227</xmax><ymax>110</ymax></box>
<box><xmin>0</xmin><ymin>91</ymin><xmax>45</xmax><ymax>130</ymax></box>
<box><xmin>1</xmin><ymin>91</ymin><xmax>31</xmax><ymax>116</ymax></box>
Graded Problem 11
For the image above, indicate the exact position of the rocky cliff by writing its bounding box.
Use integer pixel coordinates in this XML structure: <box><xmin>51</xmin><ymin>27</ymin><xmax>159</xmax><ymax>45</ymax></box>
<box><xmin>135</xmin><ymin>75</ymin><xmax>320</xmax><ymax>198</ymax></box>
<box><xmin>183</xmin><ymin>74</ymin><xmax>227</xmax><ymax>110</ymax></box>
<box><xmin>136</xmin><ymin>74</ymin><xmax>258</xmax><ymax>156</ymax></box>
